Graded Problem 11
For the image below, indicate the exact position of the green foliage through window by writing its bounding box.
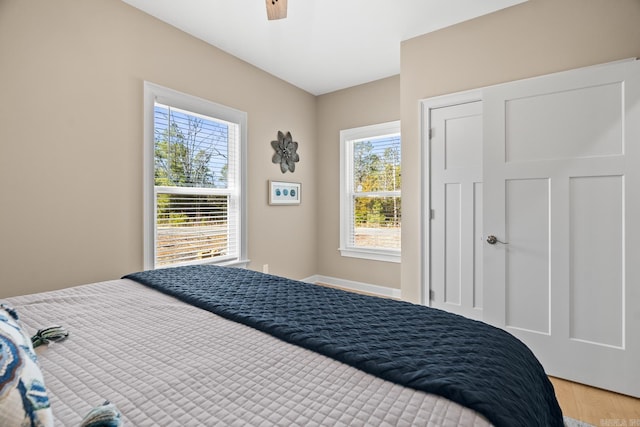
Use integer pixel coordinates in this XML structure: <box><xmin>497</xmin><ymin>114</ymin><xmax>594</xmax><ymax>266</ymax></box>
<box><xmin>351</xmin><ymin>134</ymin><xmax>401</xmax><ymax>250</ymax></box>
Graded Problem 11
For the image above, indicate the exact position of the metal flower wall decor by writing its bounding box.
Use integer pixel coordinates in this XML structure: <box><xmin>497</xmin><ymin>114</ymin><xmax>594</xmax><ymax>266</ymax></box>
<box><xmin>271</xmin><ymin>131</ymin><xmax>299</xmax><ymax>173</ymax></box>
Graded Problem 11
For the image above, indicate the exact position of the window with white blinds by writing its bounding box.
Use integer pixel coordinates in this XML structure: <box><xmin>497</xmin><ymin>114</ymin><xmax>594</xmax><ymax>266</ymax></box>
<box><xmin>143</xmin><ymin>83</ymin><xmax>247</xmax><ymax>269</ymax></box>
<box><xmin>340</xmin><ymin>121</ymin><xmax>401</xmax><ymax>263</ymax></box>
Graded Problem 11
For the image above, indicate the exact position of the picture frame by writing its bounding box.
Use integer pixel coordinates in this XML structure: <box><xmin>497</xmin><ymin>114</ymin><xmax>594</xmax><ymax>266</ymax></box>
<box><xmin>268</xmin><ymin>180</ymin><xmax>301</xmax><ymax>205</ymax></box>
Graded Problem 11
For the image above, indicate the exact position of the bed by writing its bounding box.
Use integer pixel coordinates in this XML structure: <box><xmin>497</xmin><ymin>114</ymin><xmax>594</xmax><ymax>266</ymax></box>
<box><xmin>1</xmin><ymin>265</ymin><xmax>563</xmax><ymax>426</ymax></box>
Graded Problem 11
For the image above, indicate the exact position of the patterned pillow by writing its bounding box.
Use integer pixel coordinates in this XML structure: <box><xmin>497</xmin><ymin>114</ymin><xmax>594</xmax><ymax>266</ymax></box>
<box><xmin>0</xmin><ymin>303</ymin><xmax>54</xmax><ymax>427</ymax></box>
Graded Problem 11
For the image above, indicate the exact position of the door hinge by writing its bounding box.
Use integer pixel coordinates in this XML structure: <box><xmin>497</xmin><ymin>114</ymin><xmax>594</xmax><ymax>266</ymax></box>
<box><xmin>430</xmin><ymin>209</ymin><xmax>435</xmax><ymax>220</ymax></box>
<box><xmin>429</xmin><ymin>128</ymin><xmax>434</xmax><ymax>139</ymax></box>
<box><xmin>429</xmin><ymin>289</ymin><xmax>435</xmax><ymax>300</ymax></box>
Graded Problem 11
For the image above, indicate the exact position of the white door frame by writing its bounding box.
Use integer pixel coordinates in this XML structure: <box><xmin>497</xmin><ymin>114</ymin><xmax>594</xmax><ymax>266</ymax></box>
<box><xmin>420</xmin><ymin>90</ymin><xmax>482</xmax><ymax>307</ymax></box>
<box><xmin>419</xmin><ymin>59</ymin><xmax>640</xmax><ymax>397</ymax></box>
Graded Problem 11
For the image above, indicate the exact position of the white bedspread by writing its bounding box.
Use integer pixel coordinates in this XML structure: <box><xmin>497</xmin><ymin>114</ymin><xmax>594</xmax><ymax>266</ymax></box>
<box><xmin>7</xmin><ymin>279</ymin><xmax>492</xmax><ymax>426</ymax></box>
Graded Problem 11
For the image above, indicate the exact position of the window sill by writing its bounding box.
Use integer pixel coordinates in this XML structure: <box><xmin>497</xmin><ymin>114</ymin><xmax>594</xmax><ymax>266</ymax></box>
<box><xmin>338</xmin><ymin>248</ymin><xmax>400</xmax><ymax>263</ymax></box>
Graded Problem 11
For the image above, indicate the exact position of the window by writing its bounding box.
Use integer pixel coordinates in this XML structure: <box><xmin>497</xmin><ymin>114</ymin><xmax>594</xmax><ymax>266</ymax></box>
<box><xmin>340</xmin><ymin>121</ymin><xmax>401</xmax><ymax>263</ymax></box>
<box><xmin>143</xmin><ymin>82</ymin><xmax>247</xmax><ymax>269</ymax></box>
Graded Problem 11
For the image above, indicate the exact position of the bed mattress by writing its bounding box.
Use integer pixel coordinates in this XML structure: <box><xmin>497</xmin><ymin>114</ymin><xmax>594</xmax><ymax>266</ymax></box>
<box><xmin>7</xmin><ymin>279</ymin><xmax>492</xmax><ymax>426</ymax></box>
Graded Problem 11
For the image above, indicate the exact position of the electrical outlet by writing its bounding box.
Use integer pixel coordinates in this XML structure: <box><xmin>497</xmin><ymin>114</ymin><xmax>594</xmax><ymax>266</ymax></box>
<box><xmin>262</xmin><ymin>264</ymin><xmax>269</xmax><ymax>274</ymax></box>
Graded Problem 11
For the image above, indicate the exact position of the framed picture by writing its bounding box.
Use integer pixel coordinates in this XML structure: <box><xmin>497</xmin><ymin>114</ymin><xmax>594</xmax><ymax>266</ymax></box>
<box><xmin>269</xmin><ymin>180</ymin><xmax>301</xmax><ymax>205</ymax></box>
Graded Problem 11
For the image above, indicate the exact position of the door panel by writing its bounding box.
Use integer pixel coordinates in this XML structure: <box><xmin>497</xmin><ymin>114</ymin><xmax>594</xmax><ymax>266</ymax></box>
<box><xmin>569</xmin><ymin>175</ymin><xmax>624</xmax><ymax>348</ymax></box>
<box><xmin>473</xmin><ymin>182</ymin><xmax>483</xmax><ymax>309</ymax></box>
<box><xmin>430</xmin><ymin>101</ymin><xmax>483</xmax><ymax>319</ymax></box>
<box><xmin>504</xmin><ymin>82</ymin><xmax>624</xmax><ymax>162</ymax></box>
<box><xmin>505</xmin><ymin>178</ymin><xmax>550</xmax><ymax>335</ymax></box>
<box><xmin>444</xmin><ymin>183</ymin><xmax>461</xmax><ymax>304</ymax></box>
<box><xmin>483</xmin><ymin>60</ymin><xmax>640</xmax><ymax>397</ymax></box>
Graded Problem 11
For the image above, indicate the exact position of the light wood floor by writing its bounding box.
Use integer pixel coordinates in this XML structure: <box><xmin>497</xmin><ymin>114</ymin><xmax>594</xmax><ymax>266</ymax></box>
<box><xmin>550</xmin><ymin>377</ymin><xmax>640</xmax><ymax>426</ymax></box>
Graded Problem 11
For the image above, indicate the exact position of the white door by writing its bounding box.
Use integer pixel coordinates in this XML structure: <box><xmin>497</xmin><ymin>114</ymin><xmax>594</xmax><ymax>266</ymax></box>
<box><xmin>483</xmin><ymin>60</ymin><xmax>640</xmax><ymax>397</ymax></box>
<box><xmin>429</xmin><ymin>100</ymin><xmax>483</xmax><ymax>320</ymax></box>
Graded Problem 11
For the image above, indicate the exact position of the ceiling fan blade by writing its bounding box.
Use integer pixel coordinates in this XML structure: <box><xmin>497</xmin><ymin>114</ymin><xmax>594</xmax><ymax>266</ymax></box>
<box><xmin>265</xmin><ymin>0</ymin><xmax>287</xmax><ymax>20</ymax></box>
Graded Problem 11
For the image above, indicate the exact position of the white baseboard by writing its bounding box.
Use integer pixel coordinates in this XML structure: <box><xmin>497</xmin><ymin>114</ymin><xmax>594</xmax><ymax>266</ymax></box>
<box><xmin>302</xmin><ymin>274</ymin><xmax>401</xmax><ymax>299</ymax></box>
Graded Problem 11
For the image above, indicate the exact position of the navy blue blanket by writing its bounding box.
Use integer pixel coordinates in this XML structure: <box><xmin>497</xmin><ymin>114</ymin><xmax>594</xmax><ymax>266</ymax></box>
<box><xmin>124</xmin><ymin>265</ymin><xmax>563</xmax><ymax>427</ymax></box>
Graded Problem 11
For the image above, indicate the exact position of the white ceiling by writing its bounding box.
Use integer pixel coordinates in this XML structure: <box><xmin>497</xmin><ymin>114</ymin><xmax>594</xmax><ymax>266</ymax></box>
<box><xmin>122</xmin><ymin>0</ymin><xmax>526</xmax><ymax>95</ymax></box>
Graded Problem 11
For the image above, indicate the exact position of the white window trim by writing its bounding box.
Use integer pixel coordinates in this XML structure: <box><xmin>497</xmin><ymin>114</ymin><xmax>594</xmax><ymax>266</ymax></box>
<box><xmin>339</xmin><ymin>120</ymin><xmax>401</xmax><ymax>263</ymax></box>
<box><xmin>143</xmin><ymin>82</ymin><xmax>248</xmax><ymax>270</ymax></box>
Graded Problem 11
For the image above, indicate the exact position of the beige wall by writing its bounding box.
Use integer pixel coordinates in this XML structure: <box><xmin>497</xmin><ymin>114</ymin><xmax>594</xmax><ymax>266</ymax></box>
<box><xmin>4</xmin><ymin>0</ymin><xmax>639</xmax><ymax>301</ymax></box>
<box><xmin>316</xmin><ymin>76</ymin><xmax>401</xmax><ymax>289</ymax></box>
<box><xmin>0</xmin><ymin>0</ymin><xmax>317</xmax><ymax>297</ymax></box>
<box><xmin>400</xmin><ymin>0</ymin><xmax>640</xmax><ymax>302</ymax></box>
